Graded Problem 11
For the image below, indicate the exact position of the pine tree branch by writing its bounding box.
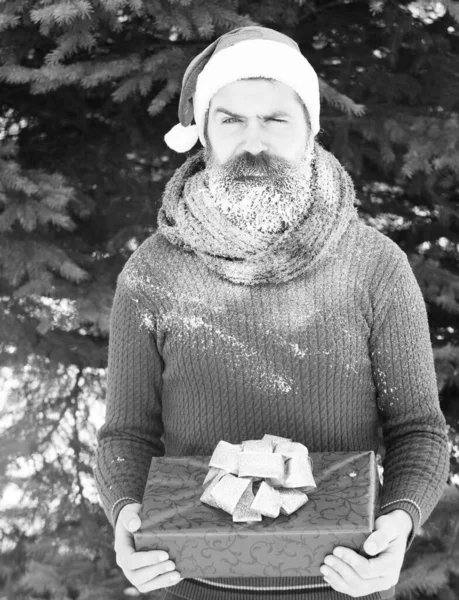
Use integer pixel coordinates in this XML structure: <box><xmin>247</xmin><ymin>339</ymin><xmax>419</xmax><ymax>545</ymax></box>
<box><xmin>448</xmin><ymin>515</ymin><xmax>459</xmax><ymax>559</ymax></box>
<box><xmin>38</xmin><ymin>374</ymin><xmax>81</xmax><ymax>448</ymax></box>
<box><xmin>69</xmin><ymin>368</ymin><xmax>88</xmax><ymax>511</ymax></box>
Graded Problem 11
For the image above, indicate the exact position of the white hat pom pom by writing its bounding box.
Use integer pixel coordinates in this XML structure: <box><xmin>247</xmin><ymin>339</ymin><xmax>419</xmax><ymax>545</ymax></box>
<box><xmin>164</xmin><ymin>123</ymin><xmax>199</xmax><ymax>152</ymax></box>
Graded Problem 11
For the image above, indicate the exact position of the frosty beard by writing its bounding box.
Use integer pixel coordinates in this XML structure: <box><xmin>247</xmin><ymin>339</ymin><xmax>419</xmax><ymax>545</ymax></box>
<box><xmin>203</xmin><ymin>139</ymin><xmax>315</xmax><ymax>235</ymax></box>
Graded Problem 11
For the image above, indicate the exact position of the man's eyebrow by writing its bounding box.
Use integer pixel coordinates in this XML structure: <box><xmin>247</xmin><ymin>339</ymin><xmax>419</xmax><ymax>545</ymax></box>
<box><xmin>214</xmin><ymin>108</ymin><xmax>244</xmax><ymax>118</ymax></box>
<box><xmin>213</xmin><ymin>107</ymin><xmax>290</xmax><ymax>119</ymax></box>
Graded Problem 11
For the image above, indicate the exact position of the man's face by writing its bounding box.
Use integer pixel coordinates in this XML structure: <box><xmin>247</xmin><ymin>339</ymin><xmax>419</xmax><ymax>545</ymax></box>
<box><xmin>201</xmin><ymin>79</ymin><xmax>314</xmax><ymax>235</ymax></box>
<box><xmin>206</xmin><ymin>78</ymin><xmax>309</xmax><ymax>166</ymax></box>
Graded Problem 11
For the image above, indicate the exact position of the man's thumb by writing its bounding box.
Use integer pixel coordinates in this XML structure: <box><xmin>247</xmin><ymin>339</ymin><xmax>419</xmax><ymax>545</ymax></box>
<box><xmin>364</xmin><ymin>528</ymin><xmax>390</xmax><ymax>556</ymax></box>
<box><xmin>118</xmin><ymin>504</ymin><xmax>142</xmax><ymax>532</ymax></box>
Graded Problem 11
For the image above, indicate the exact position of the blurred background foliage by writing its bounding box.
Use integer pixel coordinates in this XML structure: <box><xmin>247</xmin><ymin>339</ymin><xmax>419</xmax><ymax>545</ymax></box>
<box><xmin>0</xmin><ymin>0</ymin><xmax>458</xmax><ymax>598</ymax></box>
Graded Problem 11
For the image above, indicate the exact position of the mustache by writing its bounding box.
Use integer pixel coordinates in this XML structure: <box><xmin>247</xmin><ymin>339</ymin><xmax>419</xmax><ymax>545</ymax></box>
<box><xmin>222</xmin><ymin>152</ymin><xmax>292</xmax><ymax>178</ymax></box>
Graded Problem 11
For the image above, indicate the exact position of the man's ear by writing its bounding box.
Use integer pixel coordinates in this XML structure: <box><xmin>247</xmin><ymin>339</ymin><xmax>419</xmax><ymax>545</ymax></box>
<box><xmin>203</xmin><ymin>108</ymin><xmax>211</xmax><ymax>148</ymax></box>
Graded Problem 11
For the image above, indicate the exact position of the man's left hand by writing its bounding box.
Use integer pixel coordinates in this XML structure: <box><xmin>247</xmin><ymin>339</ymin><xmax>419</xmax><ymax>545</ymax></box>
<box><xmin>320</xmin><ymin>509</ymin><xmax>413</xmax><ymax>597</ymax></box>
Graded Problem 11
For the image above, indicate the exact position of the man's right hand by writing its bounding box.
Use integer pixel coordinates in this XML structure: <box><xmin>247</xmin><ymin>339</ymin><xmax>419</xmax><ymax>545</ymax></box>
<box><xmin>114</xmin><ymin>502</ymin><xmax>182</xmax><ymax>593</ymax></box>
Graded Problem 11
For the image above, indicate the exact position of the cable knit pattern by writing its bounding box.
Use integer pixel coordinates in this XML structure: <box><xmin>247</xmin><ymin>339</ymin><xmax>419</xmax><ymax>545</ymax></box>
<box><xmin>94</xmin><ymin>217</ymin><xmax>449</xmax><ymax>600</ymax></box>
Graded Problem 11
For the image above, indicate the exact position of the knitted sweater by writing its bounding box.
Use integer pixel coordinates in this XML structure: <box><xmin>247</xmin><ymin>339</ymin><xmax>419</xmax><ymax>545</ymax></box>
<box><xmin>94</xmin><ymin>217</ymin><xmax>449</xmax><ymax>600</ymax></box>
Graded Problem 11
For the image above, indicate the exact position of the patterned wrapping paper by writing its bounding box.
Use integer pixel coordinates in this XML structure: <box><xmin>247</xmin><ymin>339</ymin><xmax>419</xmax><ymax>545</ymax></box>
<box><xmin>134</xmin><ymin>450</ymin><xmax>379</xmax><ymax>578</ymax></box>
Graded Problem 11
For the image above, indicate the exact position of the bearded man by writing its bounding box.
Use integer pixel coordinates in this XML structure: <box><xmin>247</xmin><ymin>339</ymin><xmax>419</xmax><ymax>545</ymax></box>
<box><xmin>94</xmin><ymin>26</ymin><xmax>449</xmax><ymax>600</ymax></box>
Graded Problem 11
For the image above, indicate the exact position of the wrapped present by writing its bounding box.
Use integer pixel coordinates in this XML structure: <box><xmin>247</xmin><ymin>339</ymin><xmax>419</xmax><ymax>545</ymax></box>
<box><xmin>134</xmin><ymin>436</ymin><xmax>379</xmax><ymax>578</ymax></box>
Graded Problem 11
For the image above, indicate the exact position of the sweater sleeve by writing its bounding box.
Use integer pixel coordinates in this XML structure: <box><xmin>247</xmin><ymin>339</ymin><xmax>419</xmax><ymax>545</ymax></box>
<box><xmin>369</xmin><ymin>251</ymin><xmax>449</xmax><ymax>549</ymax></box>
<box><xmin>93</xmin><ymin>274</ymin><xmax>165</xmax><ymax>529</ymax></box>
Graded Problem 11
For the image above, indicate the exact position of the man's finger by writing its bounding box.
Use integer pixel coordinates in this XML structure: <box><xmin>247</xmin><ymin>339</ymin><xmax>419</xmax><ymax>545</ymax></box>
<box><xmin>118</xmin><ymin>504</ymin><xmax>142</xmax><ymax>533</ymax></box>
<box><xmin>320</xmin><ymin>563</ymin><xmax>354</xmax><ymax>596</ymax></box>
<box><xmin>114</xmin><ymin>524</ymin><xmax>136</xmax><ymax>555</ymax></box>
<box><xmin>126</xmin><ymin>559</ymin><xmax>177</xmax><ymax>586</ymax></box>
<box><xmin>323</xmin><ymin>554</ymin><xmax>361</xmax><ymax>585</ymax></box>
<box><xmin>332</xmin><ymin>547</ymin><xmax>377</xmax><ymax>580</ymax></box>
<box><xmin>124</xmin><ymin>551</ymin><xmax>171</xmax><ymax>572</ymax></box>
<box><xmin>335</xmin><ymin>546</ymin><xmax>398</xmax><ymax>579</ymax></box>
<box><xmin>364</xmin><ymin>527</ymin><xmax>395</xmax><ymax>556</ymax></box>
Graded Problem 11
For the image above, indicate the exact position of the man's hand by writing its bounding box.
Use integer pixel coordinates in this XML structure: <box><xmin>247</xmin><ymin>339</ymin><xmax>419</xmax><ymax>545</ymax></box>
<box><xmin>114</xmin><ymin>502</ymin><xmax>183</xmax><ymax>594</ymax></box>
<box><xmin>319</xmin><ymin>510</ymin><xmax>413</xmax><ymax>597</ymax></box>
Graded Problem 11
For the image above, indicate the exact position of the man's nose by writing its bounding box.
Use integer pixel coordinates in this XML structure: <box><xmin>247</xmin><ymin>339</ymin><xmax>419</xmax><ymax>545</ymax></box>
<box><xmin>241</xmin><ymin>121</ymin><xmax>268</xmax><ymax>155</ymax></box>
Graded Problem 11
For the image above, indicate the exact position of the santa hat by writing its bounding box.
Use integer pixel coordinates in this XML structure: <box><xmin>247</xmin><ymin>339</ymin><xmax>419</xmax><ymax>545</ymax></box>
<box><xmin>164</xmin><ymin>25</ymin><xmax>320</xmax><ymax>153</ymax></box>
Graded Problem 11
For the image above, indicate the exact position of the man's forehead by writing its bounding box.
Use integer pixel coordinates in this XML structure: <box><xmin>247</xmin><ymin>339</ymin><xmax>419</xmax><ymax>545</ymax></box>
<box><xmin>209</xmin><ymin>79</ymin><xmax>300</xmax><ymax>115</ymax></box>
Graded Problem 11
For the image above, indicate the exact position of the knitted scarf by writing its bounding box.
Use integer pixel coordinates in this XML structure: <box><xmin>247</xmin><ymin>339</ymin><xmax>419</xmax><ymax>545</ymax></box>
<box><xmin>157</xmin><ymin>142</ymin><xmax>359</xmax><ymax>286</ymax></box>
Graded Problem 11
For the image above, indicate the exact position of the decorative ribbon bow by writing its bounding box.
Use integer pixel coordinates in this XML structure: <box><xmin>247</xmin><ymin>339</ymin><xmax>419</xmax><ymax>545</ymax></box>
<box><xmin>200</xmin><ymin>434</ymin><xmax>316</xmax><ymax>522</ymax></box>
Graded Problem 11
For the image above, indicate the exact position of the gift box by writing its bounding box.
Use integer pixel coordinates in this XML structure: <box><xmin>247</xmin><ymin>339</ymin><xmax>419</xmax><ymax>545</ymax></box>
<box><xmin>134</xmin><ymin>449</ymin><xmax>379</xmax><ymax>578</ymax></box>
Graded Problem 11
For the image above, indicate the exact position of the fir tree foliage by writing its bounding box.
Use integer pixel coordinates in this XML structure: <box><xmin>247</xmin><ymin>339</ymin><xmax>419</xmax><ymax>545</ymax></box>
<box><xmin>0</xmin><ymin>139</ymin><xmax>88</xmax><ymax>292</ymax></box>
<box><xmin>0</xmin><ymin>1</ymin><xmax>458</xmax><ymax>599</ymax></box>
<box><xmin>397</xmin><ymin>484</ymin><xmax>459</xmax><ymax>598</ymax></box>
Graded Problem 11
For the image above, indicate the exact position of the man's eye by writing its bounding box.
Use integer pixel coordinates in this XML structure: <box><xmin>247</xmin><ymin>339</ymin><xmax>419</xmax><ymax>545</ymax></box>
<box><xmin>269</xmin><ymin>118</ymin><xmax>286</xmax><ymax>123</ymax></box>
<box><xmin>223</xmin><ymin>118</ymin><xmax>240</xmax><ymax>124</ymax></box>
